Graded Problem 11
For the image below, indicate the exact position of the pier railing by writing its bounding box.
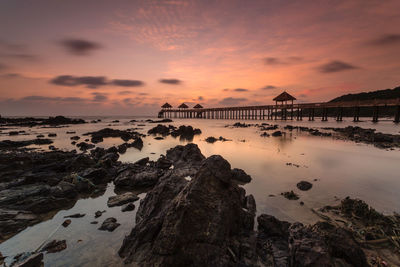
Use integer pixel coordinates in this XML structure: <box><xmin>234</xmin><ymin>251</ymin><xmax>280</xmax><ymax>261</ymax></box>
<box><xmin>158</xmin><ymin>98</ymin><xmax>400</xmax><ymax>123</ymax></box>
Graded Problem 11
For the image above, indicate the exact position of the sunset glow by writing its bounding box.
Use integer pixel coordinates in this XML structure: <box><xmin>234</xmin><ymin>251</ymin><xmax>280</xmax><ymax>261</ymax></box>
<box><xmin>1</xmin><ymin>0</ymin><xmax>399</xmax><ymax>115</ymax></box>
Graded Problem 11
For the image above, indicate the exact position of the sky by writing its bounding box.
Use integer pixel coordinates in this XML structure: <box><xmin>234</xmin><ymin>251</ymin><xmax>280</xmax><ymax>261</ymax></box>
<box><xmin>0</xmin><ymin>0</ymin><xmax>399</xmax><ymax>116</ymax></box>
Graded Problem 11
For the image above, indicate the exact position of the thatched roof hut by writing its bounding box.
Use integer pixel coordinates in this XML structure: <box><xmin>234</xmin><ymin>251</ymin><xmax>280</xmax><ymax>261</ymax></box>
<box><xmin>178</xmin><ymin>103</ymin><xmax>189</xmax><ymax>109</ymax></box>
<box><xmin>273</xmin><ymin>91</ymin><xmax>296</xmax><ymax>105</ymax></box>
<box><xmin>193</xmin><ymin>104</ymin><xmax>203</xmax><ymax>109</ymax></box>
<box><xmin>161</xmin><ymin>102</ymin><xmax>172</xmax><ymax>109</ymax></box>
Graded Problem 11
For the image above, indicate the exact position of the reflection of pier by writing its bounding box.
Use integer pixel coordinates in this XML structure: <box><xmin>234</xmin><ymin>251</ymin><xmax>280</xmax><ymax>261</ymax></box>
<box><xmin>158</xmin><ymin>92</ymin><xmax>400</xmax><ymax>123</ymax></box>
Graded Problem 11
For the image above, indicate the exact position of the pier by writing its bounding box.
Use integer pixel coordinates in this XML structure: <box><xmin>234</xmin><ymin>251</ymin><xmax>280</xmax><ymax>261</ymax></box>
<box><xmin>159</xmin><ymin>92</ymin><xmax>400</xmax><ymax>123</ymax></box>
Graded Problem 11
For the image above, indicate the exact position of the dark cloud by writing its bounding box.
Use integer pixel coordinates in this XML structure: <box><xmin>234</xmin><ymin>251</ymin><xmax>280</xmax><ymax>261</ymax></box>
<box><xmin>233</xmin><ymin>88</ymin><xmax>249</xmax><ymax>92</ymax></box>
<box><xmin>262</xmin><ymin>85</ymin><xmax>277</xmax><ymax>90</ymax></box>
<box><xmin>92</xmin><ymin>92</ymin><xmax>108</xmax><ymax>102</ymax></box>
<box><xmin>50</xmin><ymin>75</ymin><xmax>144</xmax><ymax>89</ymax></box>
<box><xmin>317</xmin><ymin>60</ymin><xmax>359</xmax><ymax>73</ymax></box>
<box><xmin>219</xmin><ymin>97</ymin><xmax>247</xmax><ymax>106</ymax></box>
<box><xmin>52</xmin><ymin>75</ymin><xmax>107</xmax><ymax>89</ymax></box>
<box><xmin>222</xmin><ymin>88</ymin><xmax>230</xmax><ymax>91</ymax></box>
<box><xmin>369</xmin><ymin>34</ymin><xmax>400</xmax><ymax>46</ymax></box>
<box><xmin>159</xmin><ymin>78</ymin><xmax>181</xmax><ymax>85</ymax></box>
<box><xmin>263</xmin><ymin>56</ymin><xmax>303</xmax><ymax>66</ymax></box>
<box><xmin>111</xmin><ymin>79</ymin><xmax>144</xmax><ymax>87</ymax></box>
<box><xmin>59</xmin><ymin>39</ymin><xmax>102</xmax><ymax>55</ymax></box>
<box><xmin>50</xmin><ymin>75</ymin><xmax>79</xmax><ymax>86</ymax></box>
<box><xmin>76</xmin><ymin>76</ymin><xmax>107</xmax><ymax>88</ymax></box>
<box><xmin>21</xmin><ymin>95</ymin><xmax>85</xmax><ymax>102</ymax></box>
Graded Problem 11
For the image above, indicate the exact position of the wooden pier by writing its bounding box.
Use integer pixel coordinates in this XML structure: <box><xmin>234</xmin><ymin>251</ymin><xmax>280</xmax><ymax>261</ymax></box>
<box><xmin>158</xmin><ymin>92</ymin><xmax>400</xmax><ymax>123</ymax></box>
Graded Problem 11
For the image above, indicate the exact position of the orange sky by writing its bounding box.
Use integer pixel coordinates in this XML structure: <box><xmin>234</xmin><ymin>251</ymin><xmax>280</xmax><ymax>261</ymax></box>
<box><xmin>0</xmin><ymin>0</ymin><xmax>399</xmax><ymax>116</ymax></box>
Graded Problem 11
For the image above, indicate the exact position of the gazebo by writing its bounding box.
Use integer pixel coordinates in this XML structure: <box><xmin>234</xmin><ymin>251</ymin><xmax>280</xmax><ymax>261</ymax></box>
<box><xmin>178</xmin><ymin>103</ymin><xmax>189</xmax><ymax>110</ymax></box>
<box><xmin>161</xmin><ymin>102</ymin><xmax>172</xmax><ymax>109</ymax></box>
<box><xmin>193</xmin><ymin>104</ymin><xmax>203</xmax><ymax>109</ymax></box>
<box><xmin>273</xmin><ymin>91</ymin><xmax>296</xmax><ymax>105</ymax></box>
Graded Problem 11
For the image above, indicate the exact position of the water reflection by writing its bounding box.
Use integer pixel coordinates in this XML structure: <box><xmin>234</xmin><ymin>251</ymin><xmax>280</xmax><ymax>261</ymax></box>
<box><xmin>1</xmin><ymin>117</ymin><xmax>400</xmax><ymax>266</ymax></box>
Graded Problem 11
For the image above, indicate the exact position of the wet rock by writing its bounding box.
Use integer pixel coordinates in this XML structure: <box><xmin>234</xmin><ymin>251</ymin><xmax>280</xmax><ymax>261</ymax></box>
<box><xmin>62</xmin><ymin>219</ymin><xmax>71</xmax><ymax>227</ymax></box>
<box><xmin>70</xmin><ymin>136</ymin><xmax>80</xmax><ymax>141</ymax></box>
<box><xmin>41</xmin><ymin>240</ymin><xmax>67</xmax><ymax>253</ymax></box>
<box><xmin>272</xmin><ymin>130</ymin><xmax>283</xmax><ymax>137</ymax></box>
<box><xmin>205</xmin><ymin>136</ymin><xmax>218</xmax><ymax>143</ymax></box>
<box><xmin>64</xmin><ymin>213</ymin><xmax>85</xmax><ymax>218</ymax></box>
<box><xmin>48</xmin><ymin>133</ymin><xmax>57</xmax><ymax>137</ymax></box>
<box><xmin>260</xmin><ymin>132</ymin><xmax>270</xmax><ymax>137</ymax></box>
<box><xmin>95</xmin><ymin>210</ymin><xmax>105</xmax><ymax>218</ymax></box>
<box><xmin>90</xmin><ymin>221</ymin><xmax>98</xmax><ymax>224</ymax></box>
<box><xmin>85</xmin><ymin>128</ymin><xmax>141</xmax><ymax>143</ymax></box>
<box><xmin>118</xmin><ymin>153</ymin><xmax>256</xmax><ymax>266</ymax></box>
<box><xmin>98</xmin><ymin>217</ymin><xmax>120</xmax><ymax>232</ymax></box>
<box><xmin>66</xmin><ymin>131</ymin><xmax>76</xmax><ymax>134</ymax></box>
<box><xmin>76</xmin><ymin>142</ymin><xmax>95</xmax><ymax>151</ymax></box>
<box><xmin>80</xmin><ymin>168</ymin><xmax>108</xmax><ymax>185</ymax></box>
<box><xmin>121</xmin><ymin>203</ymin><xmax>135</xmax><ymax>212</ymax></box>
<box><xmin>130</xmin><ymin>137</ymin><xmax>143</xmax><ymax>150</ymax></box>
<box><xmin>147</xmin><ymin>124</ymin><xmax>170</xmax><ymax>135</ymax></box>
<box><xmin>9</xmin><ymin>131</ymin><xmax>19</xmax><ymax>136</ymax></box>
<box><xmin>12</xmin><ymin>252</ymin><xmax>43</xmax><ymax>267</ymax></box>
<box><xmin>297</xmin><ymin>181</ymin><xmax>313</xmax><ymax>191</ymax></box>
<box><xmin>232</xmin><ymin>122</ymin><xmax>250</xmax><ymax>127</ymax></box>
<box><xmin>117</xmin><ymin>143</ymin><xmax>128</xmax><ymax>153</ymax></box>
<box><xmin>48</xmin><ymin>145</ymin><xmax>56</xmax><ymax>150</ymax></box>
<box><xmin>0</xmin><ymin>209</ymin><xmax>39</xmax><ymax>242</ymax></box>
<box><xmin>231</xmin><ymin>168</ymin><xmax>252</xmax><ymax>183</ymax></box>
<box><xmin>149</xmin><ymin>118</ymin><xmax>173</xmax><ymax>123</ymax></box>
<box><xmin>114</xmin><ymin>167</ymin><xmax>160</xmax><ymax>189</ymax></box>
<box><xmin>107</xmin><ymin>192</ymin><xmax>139</xmax><ymax>207</ymax></box>
<box><xmin>134</xmin><ymin>157</ymin><xmax>149</xmax><ymax>166</ymax></box>
<box><xmin>154</xmin><ymin>136</ymin><xmax>164</xmax><ymax>140</ymax></box>
<box><xmin>281</xmin><ymin>190</ymin><xmax>299</xmax><ymax>200</ymax></box>
<box><xmin>0</xmin><ymin>139</ymin><xmax>53</xmax><ymax>149</ymax></box>
<box><xmin>165</xmin><ymin>143</ymin><xmax>205</xmax><ymax>168</ymax></box>
<box><xmin>156</xmin><ymin>156</ymin><xmax>172</xmax><ymax>169</ymax></box>
<box><xmin>36</xmin><ymin>134</ymin><xmax>45</xmax><ymax>138</ymax></box>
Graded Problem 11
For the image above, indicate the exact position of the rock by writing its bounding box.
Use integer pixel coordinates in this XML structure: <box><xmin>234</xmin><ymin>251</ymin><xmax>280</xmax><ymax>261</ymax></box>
<box><xmin>80</xmin><ymin>168</ymin><xmax>108</xmax><ymax>185</ymax></box>
<box><xmin>231</xmin><ymin>168</ymin><xmax>252</xmax><ymax>183</ymax></box>
<box><xmin>260</xmin><ymin>132</ymin><xmax>270</xmax><ymax>137</ymax></box>
<box><xmin>205</xmin><ymin>136</ymin><xmax>218</xmax><ymax>143</ymax></box>
<box><xmin>36</xmin><ymin>134</ymin><xmax>45</xmax><ymax>138</ymax></box>
<box><xmin>48</xmin><ymin>145</ymin><xmax>56</xmax><ymax>150</ymax></box>
<box><xmin>66</xmin><ymin>131</ymin><xmax>76</xmax><ymax>134</ymax></box>
<box><xmin>12</xmin><ymin>252</ymin><xmax>43</xmax><ymax>267</ymax></box>
<box><xmin>297</xmin><ymin>181</ymin><xmax>313</xmax><ymax>191</ymax></box>
<box><xmin>156</xmin><ymin>156</ymin><xmax>173</xmax><ymax>169</ymax></box>
<box><xmin>62</xmin><ymin>219</ymin><xmax>71</xmax><ymax>227</ymax></box>
<box><xmin>64</xmin><ymin>213</ymin><xmax>85</xmax><ymax>218</ymax></box>
<box><xmin>85</xmin><ymin>128</ymin><xmax>141</xmax><ymax>143</ymax></box>
<box><xmin>90</xmin><ymin>221</ymin><xmax>98</xmax><ymax>224</ymax></box>
<box><xmin>48</xmin><ymin>133</ymin><xmax>57</xmax><ymax>137</ymax></box>
<box><xmin>9</xmin><ymin>131</ymin><xmax>19</xmax><ymax>136</ymax></box>
<box><xmin>272</xmin><ymin>130</ymin><xmax>283</xmax><ymax>137</ymax></box>
<box><xmin>0</xmin><ymin>209</ymin><xmax>39</xmax><ymax>242</ymax></box>
<box><xmin>95</xmin><ymin>210</ymin><xmax>106</xmax><ymax>218</ymax></box>
<box><xmin>91</xmin><ymin>135</ymin><xmax>103</xmax><ymax>144</ymax></box>
<box><xmin>117</xmin><ymin>143</ymin><xmax>128</xmax><ymax>153</ymax></box>
<box><xmin>257</xmin><ymin>214</ymin><xmax>368</xmax><ymax>267</ymax></box>
<box><xmin>134</xmin><ymin>157</ymin><xmax>149</xmax><ymax>166</ymax></box>
<box><xmin>154</xmin><ymin>136</ymin><xmax>164</xmax><ymax>140</ymax></box>
<box><xmin>98</xmin><ymin>217</ymin><xmax>120</xmax><ymax>232</ymax></box>
<box><xmin>130</xmin><ymin>137</ymin><xmax>143</xmax><ymax>150</ymax></box>
<box><xmin>121</xmin><ymin>203</ymin><xmax>135</xmax><ymax>212</ymax></box>
<box><xmin>281</xmin><ymin>190</ymin><xmax>299</xmax><ymax>200</ymax></box>
<box><xmin>0</xmin><ymin>139</ymin><xmax>53</xmax><ymax>149</ymax></box>
<box><xmin>165</xmin><ymin>143</ymin><xmax>205</xmax><ymax>168</ymax></box>
<box><xmin>70</xmin><ymin>136</ymin><xmax>80</xmax><ymax>141</ymax></box>
<box><xmin>107</xmin><ymin>192</ymin><xmax>139</xmax><ymax>207</ymax></box>
<box><xmin>148</xmin><ymin>124</ymin><xmax>170</xmax><ymax>135</ymax></box>
<box><xmin>76</xmin><ymin>142</ymin><xmax>95</xmax><ymax>151</ymax></box>
<box><xmin>114</xmin><ymin>167</ymin><xmax>160</xmax><ymax>188</ymax></box>
<box><xmin>118</xmin><ymin>153</ymin><xmax>256</xmax><ymax>266</ymax></box>
<box><xmin>41</xmin><ymin>240</ymin><xmax>67</xmax><ymax>253</ymax></box>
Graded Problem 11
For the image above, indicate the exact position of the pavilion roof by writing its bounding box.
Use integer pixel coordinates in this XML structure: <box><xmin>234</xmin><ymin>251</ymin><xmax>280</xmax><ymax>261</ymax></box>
<box><xmin>273</xmin><ymin>91</ymin><xmax>296</xmax><ymax>101</ymax></box>
<box><xmin>193</xmin><ymin>104</ymin><xmax>203</xmax><ymax>108</ymax></box>
<box><xmin>161</xmin><ymin>102</ymin><xmax>172</xmax><ymax>108</ymax></box>
<box><xmin>178</xmin><ymin>103</ymin><xmax>189</xmax><ymax>109</ymax></box>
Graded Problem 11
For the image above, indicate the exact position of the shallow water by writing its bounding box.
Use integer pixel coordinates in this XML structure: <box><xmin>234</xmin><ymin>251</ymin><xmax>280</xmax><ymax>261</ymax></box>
<box><xmin>1</xmin><ymin>116</ymin><xmax>400</xmax><ymax>266</ymax></box>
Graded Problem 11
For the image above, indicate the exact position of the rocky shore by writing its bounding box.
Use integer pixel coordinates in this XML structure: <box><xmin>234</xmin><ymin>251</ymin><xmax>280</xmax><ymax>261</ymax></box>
<box><xmin>1</xmin><ymin>120</ymin><xmax>400</xmax><ymax>266</ymax></box>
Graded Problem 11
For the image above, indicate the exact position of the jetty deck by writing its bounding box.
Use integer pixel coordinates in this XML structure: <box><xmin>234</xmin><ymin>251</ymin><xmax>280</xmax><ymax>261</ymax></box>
<box><xmin>159</xmin><ymin>98</ymin><xmax>400</xmax><ymax>123</ymax></box>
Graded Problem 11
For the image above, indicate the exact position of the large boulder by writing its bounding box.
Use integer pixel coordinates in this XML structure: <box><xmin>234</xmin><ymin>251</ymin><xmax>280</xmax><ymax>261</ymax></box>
<box><xmin>118</xmin><ymin>154</ymin><xmax>256</xmax><ymax>266</ymax></box>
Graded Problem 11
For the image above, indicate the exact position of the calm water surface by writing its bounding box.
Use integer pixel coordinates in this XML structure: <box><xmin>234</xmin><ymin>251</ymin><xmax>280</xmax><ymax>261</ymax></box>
<box><xmin>1</xmin><ymin>116</ymin><xmax>400</xmax><ymax>266</ymax></box>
